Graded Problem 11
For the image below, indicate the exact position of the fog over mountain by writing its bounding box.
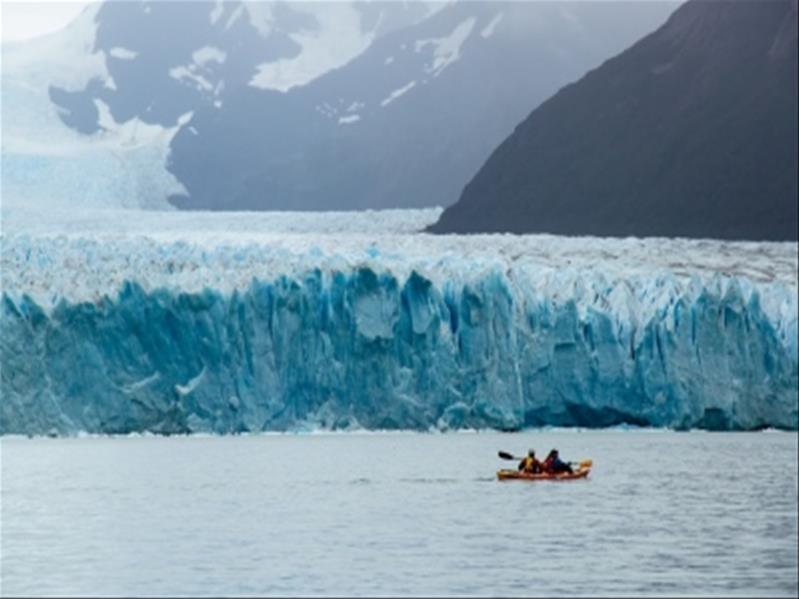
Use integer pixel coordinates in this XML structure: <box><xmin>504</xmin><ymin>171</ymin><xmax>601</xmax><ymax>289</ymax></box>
<box><xmin>8</xmin><ymin>0</ymin><xmax>677</xmax><ymax>211</ymax></box>
<box><xmin>430</xmin><ymin>0</ymin><xmax>798</xmax><ymax>240</ymax></box>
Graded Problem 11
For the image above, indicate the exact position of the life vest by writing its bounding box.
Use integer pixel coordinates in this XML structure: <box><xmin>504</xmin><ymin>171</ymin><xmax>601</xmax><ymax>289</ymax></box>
<box><xmin>520</xmin><ymin>456</ymin><xmax>542</xmax><ymax>473</ymax></box>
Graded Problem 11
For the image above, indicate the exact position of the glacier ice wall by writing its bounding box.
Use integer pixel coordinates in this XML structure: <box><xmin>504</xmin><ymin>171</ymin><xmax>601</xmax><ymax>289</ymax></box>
<box><xmin>1</xmin><ymin>225</ymin><xmax>796</xmax><ymax>435</ymax></box>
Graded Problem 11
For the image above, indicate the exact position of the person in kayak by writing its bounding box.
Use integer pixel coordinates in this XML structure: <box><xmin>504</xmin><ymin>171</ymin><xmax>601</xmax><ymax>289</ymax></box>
<box><xmin>543</xmin><ymin>449</ymin><xmax>573</xmax><ymax>474</ymax></box>
<box><xmin>517</xmin><ymin>449</ymin><xmax>543</xmax><ymax>473</ymax></box>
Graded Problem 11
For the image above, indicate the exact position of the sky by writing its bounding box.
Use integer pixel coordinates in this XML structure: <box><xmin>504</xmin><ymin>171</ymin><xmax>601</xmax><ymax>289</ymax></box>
<box><xmin>0</xmin><ymin>0</ymin><xmax>685</xmax><ymax>44</ymax></box>
<box><xmin>1</xmin><ymin>1</ymin><xmax>93</xmax><ymax>43</ymax></box>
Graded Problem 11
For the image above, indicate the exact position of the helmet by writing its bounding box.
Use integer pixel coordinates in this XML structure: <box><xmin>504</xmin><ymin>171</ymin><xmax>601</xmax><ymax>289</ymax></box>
<box><xmin>528</xmin><ymin>449</ymin><xmax>536</xmax><ymax>457</ymax></box>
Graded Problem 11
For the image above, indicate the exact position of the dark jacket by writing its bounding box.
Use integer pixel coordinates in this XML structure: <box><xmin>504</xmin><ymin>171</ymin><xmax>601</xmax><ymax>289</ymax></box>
<box><xmin>543</xmin><ymin>456</ymin><xmax>573</xmax><ymax>474</ymax></box>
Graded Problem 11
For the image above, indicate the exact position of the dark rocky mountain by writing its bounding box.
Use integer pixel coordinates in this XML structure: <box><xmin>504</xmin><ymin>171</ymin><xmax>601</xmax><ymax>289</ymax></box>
<box><xmin>430</xmin><ymin>0</ymin><xmax>798</xmax><ymax>240</ymax></box>
<box><xmin>45</xmin><ymin>1</ymin><xmax>677</xmax><ymax>211</ymax></box>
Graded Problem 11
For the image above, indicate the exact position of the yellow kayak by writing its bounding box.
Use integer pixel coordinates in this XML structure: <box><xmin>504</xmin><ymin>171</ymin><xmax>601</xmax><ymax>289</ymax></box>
<box><xmin>496</xmin><ymin>467</ymin><xmax>591</xmax><ymax>481</ymax></box>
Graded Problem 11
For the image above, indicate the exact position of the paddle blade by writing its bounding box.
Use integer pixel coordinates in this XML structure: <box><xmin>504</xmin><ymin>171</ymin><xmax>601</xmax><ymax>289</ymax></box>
<box><xmin>498</xmin><ymin>451</ymin><xmax>516</xmax><ymax>460</ymax></box>
<box><xmin>578</xmin><ymin>459</ymin><xmax>593</xmax><ymax>469</ymax></box>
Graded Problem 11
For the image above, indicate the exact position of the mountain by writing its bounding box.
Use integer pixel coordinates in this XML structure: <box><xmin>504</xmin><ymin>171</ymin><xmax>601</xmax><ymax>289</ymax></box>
<box><xmin>2</xmin><ymin>3</ymin><xmax>186</xmax><ymax>211</ymax></box>
<box><xmin>429</xmin><ymin>0</ymin><xmax>798</xmax><ymax>240</ymax></box>
<box><xmin>47</xmin><ymin>1</ymin><xmax>441</xmax><ymax>134</ymax></box>
<box><xmin>1</xmin><ymin>1</ymin><xmax>442</xmax><ymax>210</ymax></box>
<box><xmin>31</xmin><ymin>1</ymin><xmax>677</xmax><ymax>211</ymax></box>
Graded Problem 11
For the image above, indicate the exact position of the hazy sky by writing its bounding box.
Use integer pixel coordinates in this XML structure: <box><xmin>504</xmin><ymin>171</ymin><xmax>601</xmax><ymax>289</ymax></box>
<box><xmin>1</xmin><ymin>1</ymin><xmax>93</xmax><ymax>43</ymax></box>
<box><xmin>0</xmin><ymin>0</ymin><xmax>684</xmax><ymax>44</ymax></box>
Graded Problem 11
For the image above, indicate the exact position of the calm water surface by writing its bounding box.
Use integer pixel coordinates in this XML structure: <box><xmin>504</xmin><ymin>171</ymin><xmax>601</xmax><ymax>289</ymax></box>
<box><xmin>1</xmin><ymin>431</ymin><xmax>797</xmax><ymax>597</ymax></box>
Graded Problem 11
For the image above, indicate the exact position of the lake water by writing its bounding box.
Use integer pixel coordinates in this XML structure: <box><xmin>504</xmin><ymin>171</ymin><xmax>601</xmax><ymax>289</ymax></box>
<box><xmin>1</xmin><ymin>430</ymin><xmax>797</xmax><ymax>597</ymax></box>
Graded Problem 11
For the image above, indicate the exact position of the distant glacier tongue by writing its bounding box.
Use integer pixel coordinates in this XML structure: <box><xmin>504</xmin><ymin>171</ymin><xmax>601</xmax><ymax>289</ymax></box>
<box><xmin>1</xmin><ymin>212</ymin><xmax>797</xmax><ymax>435</ymax></box>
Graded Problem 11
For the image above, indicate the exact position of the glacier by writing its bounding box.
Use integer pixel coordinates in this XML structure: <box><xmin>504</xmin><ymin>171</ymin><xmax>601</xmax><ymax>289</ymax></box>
<box><xmin>1</xmin><ymin>6</ymin><xmax>186</xmax><ymax>212</ymax></box>
<box><xmin>1</xmin><ymin>209</ymin><xmax>796</xmax><ymax>435</ymax></box>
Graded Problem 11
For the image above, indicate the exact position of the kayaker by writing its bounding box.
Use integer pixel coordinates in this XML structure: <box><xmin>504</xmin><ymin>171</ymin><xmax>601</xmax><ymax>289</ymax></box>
<box><xmin>517</xmin><ymin>449</ymin><xmax>543</xmax><ymax>473</ymax></box>
<box><xmin>543</xmin><ymin>449</ymin><xmax>573</xmax><ymax>474</ymax></box>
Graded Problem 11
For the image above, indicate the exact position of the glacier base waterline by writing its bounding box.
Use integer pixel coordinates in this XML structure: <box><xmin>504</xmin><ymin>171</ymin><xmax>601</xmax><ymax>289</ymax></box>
<box><xmin>2</xmin><ymin>262</ymin><xmax>796</xmax><ymax>435</ymax></box>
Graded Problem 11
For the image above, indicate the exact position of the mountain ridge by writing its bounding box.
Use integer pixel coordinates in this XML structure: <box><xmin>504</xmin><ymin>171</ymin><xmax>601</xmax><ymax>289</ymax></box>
<box><xmin>429</xmin><ymin>0</ymin><xmax>798</xmax><ymax>240</ymax></box>
<box><xmin>19</xmin><ymin>1</ymin><xmax>677</xmax><ymax>212</ymax></box>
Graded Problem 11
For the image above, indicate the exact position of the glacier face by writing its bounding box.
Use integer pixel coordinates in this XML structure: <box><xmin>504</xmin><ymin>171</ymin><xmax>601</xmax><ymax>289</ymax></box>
<box><xmin>1</xmin><ymin>211</ymin><xmax>797</xmax><ymax>434</ymax></box>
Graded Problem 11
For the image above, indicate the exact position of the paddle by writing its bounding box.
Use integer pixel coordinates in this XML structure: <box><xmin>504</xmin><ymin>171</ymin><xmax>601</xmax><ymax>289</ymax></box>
<box><xmin>498</xmin><ymin>451</ymin><xmax>593</xmax><ymax>469</ymax></box>
<box><xmin>498</xmin><ymin>450</ymin><xmax>519</xmax><ymax>460</ymax></box>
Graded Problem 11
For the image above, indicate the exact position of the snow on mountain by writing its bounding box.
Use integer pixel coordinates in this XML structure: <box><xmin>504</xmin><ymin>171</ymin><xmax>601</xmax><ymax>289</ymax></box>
<box><xmin>248</xmin><ymin>2</ymin><xmax>381</xmax><ymax>92</ymax></box>
<box><xmin>1</xmin><ymin>4</ymin><xmax>184</xmax><ymax>210</ymax></box>
<box><xmin>1</xmin><ymin>3</ymin><xmax>106</xmax><ymax>91</ymax></box>
<box><xmin>480</xmin><ymin>12</ymin><xmax>503</xmax><ymax>38</ymax></box>
<box><xmin>3</xmin><ymin>1</ymin><xmax>679</xmax><ymax>212</ymax></box>
<box><xmin>413</xmin><ymin>15</ymin><xmax>475</xmax><ymax>77</ymax></box>
<box><xmin>1</xmin><ymin>0</ymin><xmax>441</xmax><ymax>211</ymax></box>
<box><xmin>166</xmin><ymin>1</ymin><xmax>680</xmax><ymax>211</ymax></box>
<box><xmin>380</xmin><ymin>80</ymin><xmax>417</xmax><ymax>106</ymax></box>
<box><xmin>247</xmin><ymin>1</ymin><xmax>449</xmax><ymax>92</ymax></box>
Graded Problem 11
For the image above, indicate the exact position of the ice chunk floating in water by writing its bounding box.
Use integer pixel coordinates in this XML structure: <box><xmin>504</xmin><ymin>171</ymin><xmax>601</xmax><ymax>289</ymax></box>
<box><xmin>1</xmin><ymin>211</ymin><xmax>797</xmax><ymax>434</ymax></box>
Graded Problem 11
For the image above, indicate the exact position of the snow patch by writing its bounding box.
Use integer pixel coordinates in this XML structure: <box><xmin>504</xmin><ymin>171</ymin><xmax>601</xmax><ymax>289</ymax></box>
<box><xmin>108</xmin><ymin>47</ymin><xmax>137</xmax><ymax>60</ymax></box>
<box><xmin>249</xmin><ymin>3</ymin><xmax>374</xmax><ymax>92</ymax></box>
<box><xmin>169</xmin><ymin>65</ymin><xmax>213</xmax><ymax>92</ymax></box>
<box><xmin>315</xmin><ymin>103</ymin><xmax>338</xmax><ymax>118</ymax></box>
<box><xmin>209</xmin><ymin>1</ymin><xmax>225</xmax><ymax>25</ymax></box>
<box><xmin>415</xmin><ymin>17</ymin><xmax>475</xmax><ymax>77</ymax></box>
<box><xmin>167</xmin><ymin>47</ymin><xmax>226</xmax><ymax>94</ymax></box>
<box><xmin>243</xmin><ymin>3</ymin><xmax>274</xmax><ymax>37</ymax></box>
<box><xmin>192</xmin><ymin>46</ymin><xmax>226</xmax><ymax>66</ymax></box>
<box><xmin>225</xmin><ymin>5</ymin><xmax>245</xmax><ymax>30</ymax></box>
<box><xmin>93</xmin><ymin>98</ymin><xmax>116</xmax><ymax>131</ymax></box>
<box><xmin>94</xmin><ymin>99</ymin><xmax>192</xmax><ymax>149</ymax></box>
<box><xmin>480</xmin><ymin>12</ymin><xmax>504</xmax><ymax>38</ymax></box>
<box><xmin>381</xmin><ymin>81</ymin><xmax>416</xmax><ymax>107</ymax></box>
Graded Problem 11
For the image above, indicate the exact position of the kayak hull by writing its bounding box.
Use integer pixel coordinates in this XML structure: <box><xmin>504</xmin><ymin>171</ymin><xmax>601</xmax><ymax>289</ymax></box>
<box><xmin>496</xmin><ymin>468</ymin><xmax>590</xmax><ymax>481</ymax></box>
